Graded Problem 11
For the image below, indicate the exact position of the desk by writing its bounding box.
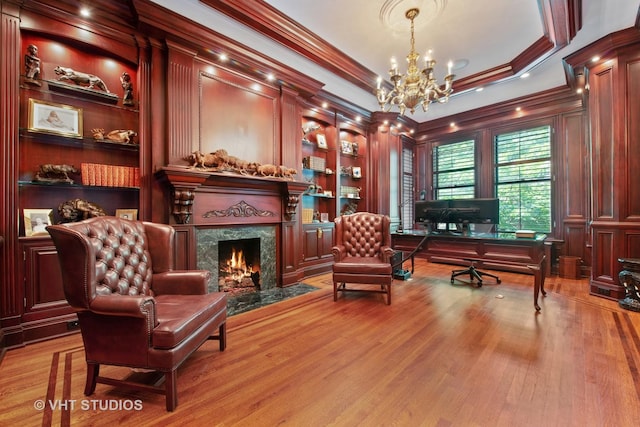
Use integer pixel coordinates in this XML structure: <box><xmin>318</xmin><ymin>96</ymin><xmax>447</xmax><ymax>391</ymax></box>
<box><xmin>392</xmin><ymin>231</ymin><xmax>547</xmax><ymax>311</ymax></box>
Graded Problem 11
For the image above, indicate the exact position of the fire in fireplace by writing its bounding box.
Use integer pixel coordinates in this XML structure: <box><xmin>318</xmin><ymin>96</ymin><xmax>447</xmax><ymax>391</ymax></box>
<box><xmin>218</xmin><ymin>238</ymin><xmax>261</xmax><ymax>295</ymax></box>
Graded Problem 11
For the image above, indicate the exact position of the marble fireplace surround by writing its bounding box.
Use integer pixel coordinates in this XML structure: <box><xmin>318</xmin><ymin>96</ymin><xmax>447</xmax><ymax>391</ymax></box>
<box><xmin>197</xmin><ymin>226</ymin><xmax>277</xmax><ymax>292</ymax></box>
<box><xmin>157</xmin><ymin>166</ymin><xmax>309</xmax><ymax>287</ymax></box>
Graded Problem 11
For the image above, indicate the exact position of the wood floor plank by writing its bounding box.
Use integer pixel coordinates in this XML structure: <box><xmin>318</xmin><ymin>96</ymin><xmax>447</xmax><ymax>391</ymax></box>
<box><xmin>1</xmin><ymin>260</ymin><xmax>639</xmax><ymax>426</ymax></box>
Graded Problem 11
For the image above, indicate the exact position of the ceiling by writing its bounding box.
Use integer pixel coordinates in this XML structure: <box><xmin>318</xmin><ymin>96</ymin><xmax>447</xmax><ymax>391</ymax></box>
<box><xmin>152</xmin><ymin>0</ymin><xmax>639</xmax><ymax>123</ymax></box>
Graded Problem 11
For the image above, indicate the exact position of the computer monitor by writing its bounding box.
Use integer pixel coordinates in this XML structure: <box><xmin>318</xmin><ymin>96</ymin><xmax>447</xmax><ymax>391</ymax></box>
<box><xmin>448</xmin><ymin>198</ymin><xmax>500</xmax><ymax>224</ymax></box>
<box><xmin>414</xmin><ymin>200</ymin><xmax>450</xmax><ymax>224</ymax></box>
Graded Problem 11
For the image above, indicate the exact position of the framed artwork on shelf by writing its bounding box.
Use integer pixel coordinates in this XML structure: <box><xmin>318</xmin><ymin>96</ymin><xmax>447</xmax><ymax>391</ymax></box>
<box><xmin>352</xmin><ymin>166</ymin><xmax>362</xmax><ymax>178</ymax></box>
<box><xmin>23</xmin><ymin>208</ymin><xmax>54</xmax><ymax>237</ymax></box>
<box><xmin>316</xmin><ymin>134</ymin><xmax>328</xmax><ymax>149</ymax></box>
<box><xmin>115</xmin><ymin>209</ymin><xmax>138</xmax><ymax>220</ymax></box>
<box><xmin>28</xmin><ymin>98</ymin><xmax>83</xmax><ymax>138</ymax></box>
<box><xmin>341</xmin><ymin>140</ymin><xmax>353</xmax><ymax>155</ymax></box>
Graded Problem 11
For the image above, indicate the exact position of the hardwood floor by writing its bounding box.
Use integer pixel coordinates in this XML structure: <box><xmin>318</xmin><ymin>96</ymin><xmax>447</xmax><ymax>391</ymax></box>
<box><xmin>1</xmin><ymin>259</ymin><xmax>639</xmax><ymax>426</ymax></box>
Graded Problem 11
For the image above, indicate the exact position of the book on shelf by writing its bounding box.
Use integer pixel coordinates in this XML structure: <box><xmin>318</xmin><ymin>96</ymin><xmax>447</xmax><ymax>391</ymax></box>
<box><xmin>81</xmin><ymin>163</ymin><xmax>140</xmax><ymax>188</ymax></box>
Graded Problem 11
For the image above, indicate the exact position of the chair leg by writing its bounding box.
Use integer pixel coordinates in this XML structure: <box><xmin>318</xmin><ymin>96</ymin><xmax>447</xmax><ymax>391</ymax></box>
<box><xmin>219</xmin><ymin>322</ymin><xmax>227</xmax><ymax>351</ymax></box>
<box><xmin>386</xmin><ymin>284</ymin><xmax>391</xmax><ymax>305</ymax></box>
<box><xmin>165</xmin><ymin>369</ymin><xmax>178</xmax><ymax>411</ymax></box>
<box><xmin>84</xmin><ymin>362</ymin><xmax>99</xmax><ymax>395</ymax></box>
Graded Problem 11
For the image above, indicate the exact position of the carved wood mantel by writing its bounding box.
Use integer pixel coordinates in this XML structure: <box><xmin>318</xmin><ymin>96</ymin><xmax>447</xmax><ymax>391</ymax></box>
<box><xmin>156</xmin><ymin>166</ymin><xmax>308</xmax><ymax>225</ymax></box>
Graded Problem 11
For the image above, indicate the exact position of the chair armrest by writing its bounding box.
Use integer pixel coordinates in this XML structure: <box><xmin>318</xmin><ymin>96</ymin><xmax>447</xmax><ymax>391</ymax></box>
<box><xmin>89</xmin><ymin>295</ymin><xmax>156</xmax><ymax>319</ymax></box>
<box><xmin>381</xmin><ymin>246</ymin><xmax>395</xmax><ymax>263</ymax></box>
<box><xmin>152</xmin><ymin>270</ymin><xmax>210</xmax><ymax>295</ymax></box>
<box><xmin>331</xmin><ymin>245</ymin><xmax>346</xmax><ymax>262</ymax></box>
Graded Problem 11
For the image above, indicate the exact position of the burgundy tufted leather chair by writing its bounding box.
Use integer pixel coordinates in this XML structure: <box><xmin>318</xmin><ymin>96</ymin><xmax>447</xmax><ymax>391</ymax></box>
<box><xmin>47</xmin><ymin>216</ymin><xmax>227</xmax><ymax>411</ymax></box>
<box><xmin>332</xmin><ymin>212</ymin><xmax>395</xmax><ymax>304</ymax></box>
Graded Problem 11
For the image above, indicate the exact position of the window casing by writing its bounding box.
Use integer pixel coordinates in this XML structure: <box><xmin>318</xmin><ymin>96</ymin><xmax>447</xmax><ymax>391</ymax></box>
<box><xmin>494</xmin><ymin>125</ymin><xmax>552</xmax><ymax>232</ymax></box>
<box><xmin>401</xmin><ymin>144</ymin><xmax>414</xmax><ymax>229</ymax></box>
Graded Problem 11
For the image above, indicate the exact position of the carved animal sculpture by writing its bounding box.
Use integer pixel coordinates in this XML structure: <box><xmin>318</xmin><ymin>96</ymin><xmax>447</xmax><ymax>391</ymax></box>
<box><xmin>34</xmin><ymin>164</ymin><xmax>79</xmax><ymax>184</ymax></box>
<box><xmin>54</xmin><ymin>66</ymin><xmax>109</xmax><ymax>92</ymax></box>
<box><xmin>91</xmin><ymin>128</ymin><xmax>137</xmax><ymax>144</ymax></box>
<box><xmin>58</xmin><ymin>198</ymin><xmax>107</xmax><ymax>223</ymax></box>
<box><xmin>256</xmin><ymin>164</ymin><xmax>278</xmax><ymax>177</ymax></box>
<box><xmin>186</xmin><ymin>151</ymin><xmax>223</xmax><ymax>168</ymax></box>
<box><xmin>278</xmin><ymin>166</ymin><xmax>297</xmax><ymax>179</ymax></box>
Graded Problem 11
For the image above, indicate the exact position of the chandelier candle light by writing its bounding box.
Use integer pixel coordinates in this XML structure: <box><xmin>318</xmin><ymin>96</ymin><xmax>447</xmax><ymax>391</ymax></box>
<box><xmin>376</xmin><ymin>8</ymin><xmax>454</xmax><ymax>115</ymax></box>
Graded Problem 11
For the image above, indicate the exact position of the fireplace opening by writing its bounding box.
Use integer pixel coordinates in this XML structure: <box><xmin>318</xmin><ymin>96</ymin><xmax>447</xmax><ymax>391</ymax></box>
<box><xmin>218</xmin><ymin>238</ymin><xmax>261</xmax><ymax>295</ymax></box>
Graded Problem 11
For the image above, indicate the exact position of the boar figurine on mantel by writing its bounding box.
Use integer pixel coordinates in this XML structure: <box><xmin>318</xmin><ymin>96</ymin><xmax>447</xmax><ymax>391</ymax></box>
<box><xmin>185</xmin><ymin>149</ymin><xmax>297</xmax><ymax>180</ymax></box>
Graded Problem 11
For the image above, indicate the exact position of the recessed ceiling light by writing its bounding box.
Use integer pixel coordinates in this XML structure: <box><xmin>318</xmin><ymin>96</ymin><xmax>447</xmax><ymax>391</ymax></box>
<box><xmin>591</xmin><ymin>56</ymin><xmax>600</xmax><ymax>63</ymax></box>
<box><xmin>266</xmin><ymin>73</ymin><xmax>275</xmax><ymax>81</ymax></box>
<box><xmin>449</xmin><ymin>122</ymin><xmax>455</xmax><ymax>127</ymax></box>
<box><xmin>321</xmin><ymin>102</ymin><xmax>328</xmax><ymax>109</ymax></box>
<box><xmin>475</xmin><ymin>87</ymin><xmax>484</xmax><ymax>92</ymax></box>
<box><xmin>520</xmin><ymin>72</ymin><xmax>530</xmax><ymax>79</ymax></box>
<box><xmin>219</xmin><ymin>53</ymin><xmax>228</xmax><ymax>62</ymax></box>
<box><xmin>516</xmin><ymin>107</ymin><xmax>521</xmax><ymax>111</ymax></box>
<box><xmin>80</xmin><ymin>8</ymin><xmax>90</xmax><ymax>18</ymax></box>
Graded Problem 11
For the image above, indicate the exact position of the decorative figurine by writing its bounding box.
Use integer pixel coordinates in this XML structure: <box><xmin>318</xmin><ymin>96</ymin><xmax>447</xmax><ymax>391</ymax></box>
<box><xmin>33</xmin><ymin>164</ymin><xmax>79</xmax><ymax>184</ymax></box>
<box><xmin>120</xmin><ymin>72</ymin><xmax>134</xmax><ymax>106</ymax></box>
<box><xmin>91</xmin><ymin>128</ymin><xmax>137</xmax><ymax>144</ymax></box>
<box><xmin>24</xmin><ymin>44</ymin><xmax>41</xmax><ymax>85</ymax></box>
<box><xmin>53</xmin><ymin>66</ymin><xmax>109</xmax><ymax>92</ymax></box>
<box><xmin>58</xmin><ymin>198</ymin><xmax>107</xmax><ymax>223</ymax></box>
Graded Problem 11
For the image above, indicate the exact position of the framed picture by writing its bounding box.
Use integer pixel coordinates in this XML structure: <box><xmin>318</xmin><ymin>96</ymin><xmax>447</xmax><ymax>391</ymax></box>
<box><xmin>24</xmin><ymin>209</ymin><xmax>53</xmax><ymax>237</ymax></box>
<box><xmin>323</xmin><ymin>190</ymin><xmax>333</xmax><ymax>197</ymax></box>
<box><xmin>352</xmin><ymin>166</ymin><xmax>362</xmax><ymax>178</ymax></box>
<box><xmin>341</xmin><ymin>140</ymin><xmax>353</xmax><ymax>155</ymax></box>
<box><xmin>28</xmin><ymin>98</ymin><xmax>83</xmax><ymax>138</ymax></box>
<box><xmin>316</xmin><ymin>133</ymin><xmax>328</xmax><ymax>149</ymax></box>
<box><xmin>115</xmin><ymin>209</ymin><xmax>138</xmax><ymax>220</ymax></box>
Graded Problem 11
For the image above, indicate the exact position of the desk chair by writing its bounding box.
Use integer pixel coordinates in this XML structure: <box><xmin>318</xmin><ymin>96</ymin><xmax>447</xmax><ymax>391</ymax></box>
<box><xmin>451</xmin><ymin>258</ymin><xmax>501</xmax><ymax>287</ymax></box>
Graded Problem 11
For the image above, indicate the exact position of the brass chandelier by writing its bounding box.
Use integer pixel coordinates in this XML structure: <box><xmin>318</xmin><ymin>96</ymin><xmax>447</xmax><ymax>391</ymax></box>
<box><xmin>376</xmin><ymin>8</ymin><xmax>454</xmax><ymax>115</ymax></box>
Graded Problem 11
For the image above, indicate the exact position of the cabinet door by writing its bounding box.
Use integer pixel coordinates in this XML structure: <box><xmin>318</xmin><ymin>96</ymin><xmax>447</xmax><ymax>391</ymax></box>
<box><xmin>318</xmin><ymin>225</ymin><xmax>335</xmax><ymax>259</ymax></box>
<box><xmin>21</xmin><ymin>239</ymin><xmax>70</xmax><ymax>323</ymax></box>
<box><xmin>302</xmin><ymin>224</ymin><xmax>335</xmax><ymax>262</ymax></box>
<box><xmin>303</xmin><ymin>226</ymin><xmax>322</xmax><ymax>262</ymax></box>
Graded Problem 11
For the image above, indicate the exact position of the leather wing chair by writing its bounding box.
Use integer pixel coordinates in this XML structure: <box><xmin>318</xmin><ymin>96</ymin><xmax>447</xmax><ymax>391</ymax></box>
<box><xmin>47</xmin><ymin>216</ymin><xmax>227</xmax><ymax>411</ymax></box>
<box><xmin>332</xmin><ymin>212</ymin><xmax>395</xmax><ymax>304</ymax></box>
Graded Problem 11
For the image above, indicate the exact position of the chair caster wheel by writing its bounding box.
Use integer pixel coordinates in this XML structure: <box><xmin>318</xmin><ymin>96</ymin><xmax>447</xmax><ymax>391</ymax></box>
<box><xmin>477</xmin><ymin>281</ymin><xmax>483</xmax><ymax>287</ymax></box>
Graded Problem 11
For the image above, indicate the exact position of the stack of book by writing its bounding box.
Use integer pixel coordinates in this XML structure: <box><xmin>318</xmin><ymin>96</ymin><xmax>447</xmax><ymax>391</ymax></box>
<box><xmin>80</xmin><ymin>163</ymin><xmax>140</xmax><ymax>188</ymax></box>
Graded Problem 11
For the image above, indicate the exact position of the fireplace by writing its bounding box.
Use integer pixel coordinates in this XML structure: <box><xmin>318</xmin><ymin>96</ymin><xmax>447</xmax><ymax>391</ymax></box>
<box><xmin>197</xmin><ymin>226</ymin><xmax>277</xmax><ymax>293</ymax></box>
<box><xmin>218</xmin><ymin>238</ymin><xmax>261</xmax><ymax>295</ymax></box>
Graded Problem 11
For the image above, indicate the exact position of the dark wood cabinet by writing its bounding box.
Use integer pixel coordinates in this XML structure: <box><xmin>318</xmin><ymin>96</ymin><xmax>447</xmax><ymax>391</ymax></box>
<box><xmin>301</xmin><ymin>223</ymin><xmax>335</xmax><ymax>276</ymax></box>
<box><xmin>19</xmin><ymin>238</ymin><xmax>77</xmax><ymax>343</ymax></box>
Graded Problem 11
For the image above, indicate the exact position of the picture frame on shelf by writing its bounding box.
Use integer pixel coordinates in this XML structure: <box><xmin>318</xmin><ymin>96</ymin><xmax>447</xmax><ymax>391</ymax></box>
<box><xmin>316</xmin><ymin>133</ymin><xmax>328</xmax><ymax>149</ymax></box>
<box><xmin>28</xmin><ymin>98</ymin><xmax>83</xmax><ymax>138</ymax></box>
<box><xmin>341</xmin><ymin>140</ymin><xmax>353</xmax><ymax>155</ymax></box>
<box><xmin>115</xmin><ymin>209</ymin><xmax>138</xmax><ymax>220</ymax></box>
<box><xmin>23</xmin><ymin>208</ymin><xmax>54</xmax><ymax>237</ymax></box>
<box><xmin>323</xmin><ymin>190</ymin><xmax>333</xmax><ymax>197</ymax></box>
<box><xmin>352</xmin><ymin>166</ymin><xmax>362</xmax><ymax>178</ymax></box>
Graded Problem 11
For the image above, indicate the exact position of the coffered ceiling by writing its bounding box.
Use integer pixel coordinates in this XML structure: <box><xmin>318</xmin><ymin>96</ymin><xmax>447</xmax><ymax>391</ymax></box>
<box><xmin>154</xmin><ymin>0</ymin><xmax>639</xmax><ymax>123</ymax></box>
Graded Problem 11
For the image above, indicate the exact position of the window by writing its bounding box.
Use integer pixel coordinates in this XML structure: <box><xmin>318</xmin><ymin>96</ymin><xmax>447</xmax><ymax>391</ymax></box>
<box><xmin>495</xmin><ymin>125</ymin><xmax>552</xmax><ymax>232</ymax></box>
<box><xmin>432</xmin><ymin>139</ymin><xmax>475</xmax><ymax>199</ymax></box>
<box><xmin>401</xmin><ymin>144</ymin><xmax>414</xmax><ymax>229</ymax></box>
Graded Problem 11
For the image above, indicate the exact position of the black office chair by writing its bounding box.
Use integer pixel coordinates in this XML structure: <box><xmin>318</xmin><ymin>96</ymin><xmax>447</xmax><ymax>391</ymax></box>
<box><xmin>451</xmin><ymin>258</ymin><xmax>501</xmax><ymax>287</ymax></box>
